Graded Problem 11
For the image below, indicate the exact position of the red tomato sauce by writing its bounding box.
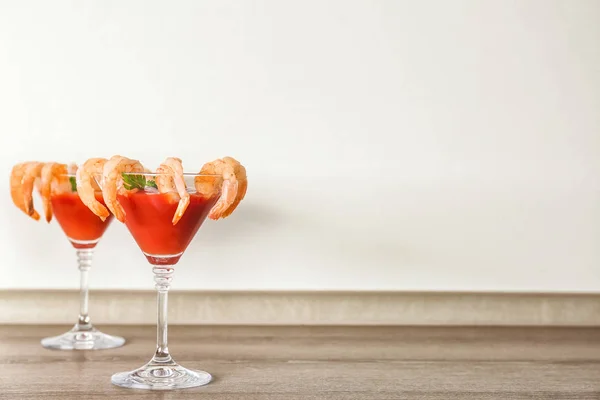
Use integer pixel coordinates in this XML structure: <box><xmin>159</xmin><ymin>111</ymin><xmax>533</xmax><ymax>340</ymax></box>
<box><xmin>117</xmin><ymin>191</ymin><xmax>218</xmax><ymax>262</ymax></box>
<box><xmin>51</xmin><ymin>192</ymin><xmax>113</xmax><ymax>248</ymax></box>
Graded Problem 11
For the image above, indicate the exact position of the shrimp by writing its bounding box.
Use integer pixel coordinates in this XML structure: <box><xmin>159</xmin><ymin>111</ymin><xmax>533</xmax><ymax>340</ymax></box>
<box><xmin>220</xmin><ymin>157</ymin><xmax>247</xmax><ymax>218</ymax></box>
<box><xmin>194</xmin><ymin>157</ymin><xmax>245</xmax><ymax>220</ymax></box>
<box><xmin>21</xmin><ymin>162</ymin><xmax>44</xmax><ymax>219</ymax></box>
<box><xmin>102</xmin><ymin>155</ymin><xmax>144</xmax><ymax>223</ymax></box>
<box><xmin>10</xmin><ymin>162</ymin><xmax>40</xmax><ymax>220</ymax></box>
<box><xmin>76</xmin><ymin>158</ymin><xmax>110</xmax><ymax>221</ymax></box>
<box><xmin>194</xmin><ymin>160</ymin><xmax>224</xmax><ymax>198</ymax></box>
<box><xmin>155</xmin><ymin>157</ymin><xmax>190</xmax><ymax>225</ymax></box>
<box><xmin>46</xmin><ymin>162</ymin><xmax>77</xmax><ymax>195</ymax></box>
<box><xmin>40</xmin><ymin>162</ymin><xmax>68</xmax><ymax>222</ymax></box>
<box><xmin>67</xmin><ymin>163</ymin><xmax>78</xmax><ymax>175</ymax></box>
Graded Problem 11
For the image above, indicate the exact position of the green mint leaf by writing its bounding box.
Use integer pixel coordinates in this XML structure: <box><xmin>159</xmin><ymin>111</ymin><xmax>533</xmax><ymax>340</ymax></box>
<box><xmin>147</xmin><ymin>180</ymin><xmax>158</xmax><ymax>189</ymax></box>
<box><xmin>121</xmin><ymin>173</ymin><xmax>147</xmax><ymax>190</ymax></box>
<box><xmin>69</xmin><ymin>176</ymin><xmax>77</xmax><ymax>192</ymax></box>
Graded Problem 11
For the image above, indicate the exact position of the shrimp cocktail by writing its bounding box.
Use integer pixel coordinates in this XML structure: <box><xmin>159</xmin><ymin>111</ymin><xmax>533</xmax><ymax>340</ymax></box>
<box><xmin>9</xmin><ymin>161</ymin><xmax>125</xmax><ymax>350</ymax></box>
<box><xmin>81</xmin><ymin>155</ymin><xmax>247</xmax><ymax>390</ymax></box>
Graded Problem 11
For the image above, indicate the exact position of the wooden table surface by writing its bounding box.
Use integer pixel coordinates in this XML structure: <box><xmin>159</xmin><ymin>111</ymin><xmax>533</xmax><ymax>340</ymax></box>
<box><xmin>1</xmin><ymin>325</ymin><xmax>599</xmax><ymax>399</ymax></box>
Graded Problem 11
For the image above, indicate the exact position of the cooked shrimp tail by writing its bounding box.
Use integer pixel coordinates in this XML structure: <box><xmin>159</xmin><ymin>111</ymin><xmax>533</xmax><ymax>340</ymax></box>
<box><xmin>194</xmin><ymin>157</ymin><xmax>246</xmax><ymax>220</ymax></box>
<box><xmin>40</xmin><ymin>162</ymin><xmax>68</xmax><ymax>222</ymax></box>
<box><xmin>155</xmin><ymin>157</ymin><xmax>189</xmax><ymax>225</ymax></box>
<box><xmin>10</xmin><ymin>162</ymin><xmax>40</xmax><ymax>220</ymax></box>
<box><xmin>77</xmin><ymin>158</ymin><xmax>110</xmax><ymax>221</ymax></box>
<box><xmin>21</xmin><ymin>162</ymin><xmax>44</xmax><ymax>219</ymax></box>
<box><xmin>102</xmin><ymin>155</ymin><xmax>145</xmax><ymax>223</ymax></box>
<box><xmin>220</xmin><ymin>157</ymin><xmax>247</xmax><ymax>218</ymax></box>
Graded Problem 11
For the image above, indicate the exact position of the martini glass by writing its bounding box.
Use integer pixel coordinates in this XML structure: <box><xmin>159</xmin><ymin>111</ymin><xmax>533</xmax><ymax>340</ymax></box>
<box><xmin>41</xmin><ymin>173</ymin><xmax>125</xmax><ymax>350</ymax></box>
<box><xmin>100</xmin><ymin>172</ymin><xmax>220</xmax><ymax>390</ymax></box>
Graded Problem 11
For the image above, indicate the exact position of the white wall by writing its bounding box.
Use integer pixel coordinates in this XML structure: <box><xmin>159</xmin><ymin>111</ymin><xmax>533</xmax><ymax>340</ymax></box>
<box><xmin>0</xmin><ymin>0</ymin><xmax>598</xmax><ymax>292</ymax></box>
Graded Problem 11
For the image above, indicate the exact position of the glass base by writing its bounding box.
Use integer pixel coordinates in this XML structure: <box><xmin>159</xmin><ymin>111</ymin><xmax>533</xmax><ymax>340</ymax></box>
<box><xmin>111</xmin><ymin>360</ymin><xmax>212</xmax><ymax>390</ymax></box>
<box><xmin>41</xmin><ymin>325</ymin><xmax>125</xmax><ymax>350</ymax></box>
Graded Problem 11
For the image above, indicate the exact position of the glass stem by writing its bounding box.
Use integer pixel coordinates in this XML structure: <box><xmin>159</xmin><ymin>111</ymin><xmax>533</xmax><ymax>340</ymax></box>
<box><xmin>152</xmin><ymin>266</ymin><xmax>174</xmax><ymax>364</ymax></box>
<box><xmin>76</xmin><ymin>249</ymin><xmax>94</xmax><ymax>330</ymax></box>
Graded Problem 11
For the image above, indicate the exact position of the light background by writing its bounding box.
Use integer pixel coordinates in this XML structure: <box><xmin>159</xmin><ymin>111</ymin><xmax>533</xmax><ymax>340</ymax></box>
<box><xmin>0</xmin><ymin>0</ymin><xmax>598</xmax><ymax>291</ymax></box>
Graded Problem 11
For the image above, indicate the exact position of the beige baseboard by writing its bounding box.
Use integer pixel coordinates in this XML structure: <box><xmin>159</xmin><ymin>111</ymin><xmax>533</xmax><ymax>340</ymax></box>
<box><xmin>1</xmin><ymin>290</ymin><xmax>599</xmax><ymax>326</ymax></box>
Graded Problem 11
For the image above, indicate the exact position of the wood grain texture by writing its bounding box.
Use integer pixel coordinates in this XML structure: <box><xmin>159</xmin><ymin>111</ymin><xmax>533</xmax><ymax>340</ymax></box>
<box><xmin>1</xmin><ymin>325</ymin><xmax>600</xmax><ymax>399</ymax></box>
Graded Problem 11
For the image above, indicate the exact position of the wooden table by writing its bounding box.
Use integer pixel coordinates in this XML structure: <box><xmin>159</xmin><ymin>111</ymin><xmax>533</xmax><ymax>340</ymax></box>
<box><xmin>1</xmin><ymin>325</ymin><xmax>599</xmax><ymax>399</ymax></box>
